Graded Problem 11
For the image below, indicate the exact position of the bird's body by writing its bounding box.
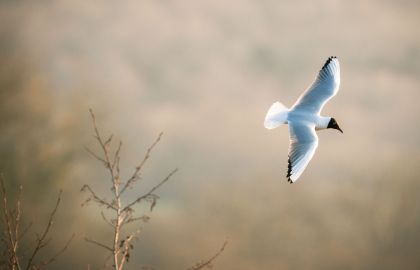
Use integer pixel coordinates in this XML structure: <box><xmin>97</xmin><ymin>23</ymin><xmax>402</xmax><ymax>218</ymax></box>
<box><xmin>264</xmin><ymin>56</ymin><xmax>343</xmax><ymax>183</ymax></box>
<box><xmin>287</xmin><ymin>111</ymin><xmax>330</xmax><ymax>130</ymax></box>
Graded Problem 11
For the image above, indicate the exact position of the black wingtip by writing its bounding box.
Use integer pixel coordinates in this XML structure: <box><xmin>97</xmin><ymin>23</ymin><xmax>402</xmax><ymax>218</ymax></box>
<box><xmin>287</xmin><ymin>157</ymin><xmax>293</xmax><ymax>184</ymax></box>
<box><xmin>321</xmin><ymin>56</ymin><xmax>337</xmax><ymax>70</ymax></box>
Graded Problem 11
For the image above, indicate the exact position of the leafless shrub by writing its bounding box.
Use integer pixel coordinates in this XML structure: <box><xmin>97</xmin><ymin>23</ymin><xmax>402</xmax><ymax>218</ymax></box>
<box><xmin>82</xmin><ymin>110</ymin><xmax>178</xmax><ymax>270</ymax></box>
<box><xmin>82</xmin><ymin>109</ymin><xmax>227</xmax><ymax>270</ymax></box>
<box><xmin>0</xmin><ymin>175</ymin><xmax>74</xmax><ymax>270</ymax></box>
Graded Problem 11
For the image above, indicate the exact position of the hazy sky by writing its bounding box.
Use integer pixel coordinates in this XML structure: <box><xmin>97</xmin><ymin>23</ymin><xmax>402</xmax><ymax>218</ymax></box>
<box><xmin>1</xmin><ymin>0</ymin><xmax>420</xmax><ymax>269</ymax></box>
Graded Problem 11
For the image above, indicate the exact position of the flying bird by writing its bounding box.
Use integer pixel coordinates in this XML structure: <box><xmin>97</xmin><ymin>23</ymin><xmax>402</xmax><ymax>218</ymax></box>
<box><xmin>264</xmin><ymin>56</ymin><xmax>343</xmax><ymax>183</ymax></box>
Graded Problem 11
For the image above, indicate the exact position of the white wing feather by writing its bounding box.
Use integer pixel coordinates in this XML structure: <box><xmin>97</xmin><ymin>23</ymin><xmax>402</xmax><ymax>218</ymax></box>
<box><xmin>292</xmin><ymin>57</ymin><xmax>340</xmax><ymax>114</ymax></box>
<box><xmin>287</xmin><ymin>122</ymin><xmax>318</xmax><ymax>183</ymax></box>
<box><xmin>264</xmin><ymin>101</ymin><xmax>289</xmax><ymax>129</ymax></box>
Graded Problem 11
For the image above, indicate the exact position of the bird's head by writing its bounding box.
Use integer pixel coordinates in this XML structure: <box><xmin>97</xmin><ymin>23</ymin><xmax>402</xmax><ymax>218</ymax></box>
<box><xmin>327</xmin><ymin>118</ymin><xmax>343</xmax><ymax>133</ymax></box>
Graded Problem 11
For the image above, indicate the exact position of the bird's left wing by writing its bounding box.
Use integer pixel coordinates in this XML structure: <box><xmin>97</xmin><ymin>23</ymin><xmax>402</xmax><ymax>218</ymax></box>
<box><xmin>287</xmin><ymin>122</ymin><xmax>318</xmax><ymax>183</ymax></box>
<box><xmin>292</xmin><ymin>56</ymin><xmax>340</xmax><ymax>114</ymax></box>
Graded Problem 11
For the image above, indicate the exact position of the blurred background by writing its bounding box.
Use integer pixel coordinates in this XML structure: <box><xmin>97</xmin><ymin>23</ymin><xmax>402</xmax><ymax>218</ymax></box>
<box><xmin>1</xmin><ymin>0</ymin><xmax>420</xmax><ymax>269</ymax></box>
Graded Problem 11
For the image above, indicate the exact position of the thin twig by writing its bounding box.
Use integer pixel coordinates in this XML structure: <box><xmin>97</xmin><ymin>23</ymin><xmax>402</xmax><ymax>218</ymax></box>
<box><xmin>187</xmin><ymin>240</ymin><xmax>228</xmax><ymax>270</ymax></box>
<box><xmin>101</xmin><ymin>211</ymin><xmax>115</xmax><ymax>228</ymax></box>
<box><xmin>89</xmin><ymin>109</ymin><xmax>116</xmax><ymax>185</ymax></box>
<box><xmin>104</xmin><ymin>134</ymin><xmax>114</xmax><ymax>148</ymax></box>
<box><xmin>85</xmin><ymin>147</ymin><xmax>108</xmax><ymax>167</ymax></box>
<box><xmin>125</xmin><ymin>215</ymin><xmax>150</xmax><ymax>225</ymax></box>
<box><xmin>18</xmin><ymin>222</ymin><xmax>32</xmax><ymax>242</ymax></box>
<box><xmin>112</xmin><ymin>141</ymin><xmax>123</xmax><ymax>172</ymax></box>
<box><xmin>25</xmin><ymin>190</ymin><xmax>62</xmax><ymax>270</ymax></box>
<box><xmin>120</xmin><ymin>133</ymin><xmax>163</xmax><ymax>195</ymax></box>
<box><xmin>1</xmin><ymin>174</ymin><xmax>22</xmax><ymax>270</ymax></box>
<box><xmin>1</xmin><ymin>175</ymin><xmax>71</xmax><ymax>269</ymax></box>
<box><xmin>39</xmin><ymin>233</ymin><xmax>75</xmax><ymax>267</ymax></box>
<box><xmin>122</xmin><ymin>168</ymin><xmax>178</xmax><ymax>212</ymax></box>
<box><xmin>85</xmin><ymin>237</ymin><xmax>113</xmax><ymax>252</ymax></box>
<box><xmin>81</xmin><ymin>185</ymin><xmax>117</xmax><ymax>210</ymax></box>
<box><xmin>13</xmin><ymin>185</ymin><xmax>22</xmax><ymax>259</ymax></box>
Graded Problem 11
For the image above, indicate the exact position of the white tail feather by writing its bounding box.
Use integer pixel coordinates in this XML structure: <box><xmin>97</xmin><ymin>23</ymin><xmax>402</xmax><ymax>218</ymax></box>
<box><xmin>264</xmin><ymin>102</ymin><xmax>289</xmax><ymax>129</ymax></box>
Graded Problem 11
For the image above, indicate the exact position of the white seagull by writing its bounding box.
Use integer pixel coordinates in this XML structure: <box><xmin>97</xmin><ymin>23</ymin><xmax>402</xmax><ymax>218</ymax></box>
<box><xmin>264</xmin><ymin>56</ymin><xmax>343</xmax><ymax>183</ymax></box>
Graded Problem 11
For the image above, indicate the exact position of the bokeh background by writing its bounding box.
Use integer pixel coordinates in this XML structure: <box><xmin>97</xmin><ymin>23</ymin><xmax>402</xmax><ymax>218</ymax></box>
<box><xmin>1</xmin><ymin>0</ymin><xmax>420</xmax><ymax>269</ymax></box>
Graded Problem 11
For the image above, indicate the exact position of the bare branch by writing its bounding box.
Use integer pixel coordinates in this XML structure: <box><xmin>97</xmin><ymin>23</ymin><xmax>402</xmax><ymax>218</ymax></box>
<box><xmin>38</xmin><ymin>233</ymin><xmax>75</xmax><ymax>267</ymax></box>
<box><xmin>120</xmin><ymin>133</ymin><xmax>163</xmax><ymax>195</ymax></box>
<box><xmin>89</xmin><ymin>109</ymin><xmax>116</xmax><ymax>184</ymax></box>
<box><xmin>1</xmin><ymin>174</ymin><xmax>22</xmax><ymax>270</ymax></box>
<box><xmin>84</xmin><ymin>110</ymin><xmax>181</xmax><ymax>270</ymax></box>
<box><xmin>104</xmin><ymin>134</ymin><xmax>114</xmax><ymax>148</ymax></box>
<box><xmin>18</xmin><ymin>222</ymin><xmax>32</xmax><ymax>242</ymax></box>
<box><xmin>85</xmin><ymin>237</ymin><xmax>113</xmax><ymax>252</ymax></box>
<box><xmin>84</xmin><ymin>147</ymin><xmax>108</xmax><ymax>167</ymax></box>
<box><xmin>125</xmin><ymin>215</ymin><xmax>150</xmax><ymax>225</ymax></box>
<box><xmin>1</xmin><ymin>176</ymin><xmax>72</xmax><ymax>269</ymax></box>
<box><xmin>13</xmin><ymin>185</ymin><xmax>22</xmax><ymax>253</ymax></box>
<box><xmin>81</xmin><ymin>185</ymin><xmax>117</xmax><ymax>210</ymax></box>
<box><xmin>112</xmin><ymin>141</ymin><xmax>123</xmax><ymax>172</ymax></box>
<box><xmin>187</xmin><ymin>240</ymin><xmax>228</xmax><ymax>270</ymax></box>
<box><xmin>118</xmin><ymin>231</ymin><xmax>139</xmax><ymax>270</ymax></box>
<box><xmin>123</xmin><ymin>168</ymin><xmax>178</xmax><ymax>212</ymax></box>
<box><xmin>101</xmin><ymin>211</ymin><xmax>115</xmax><ymax>228</ymax></box>
<box><xmin>25</xmin><ymin>190</ymin><xmax>62</xmax><ymax>270</ymax></box>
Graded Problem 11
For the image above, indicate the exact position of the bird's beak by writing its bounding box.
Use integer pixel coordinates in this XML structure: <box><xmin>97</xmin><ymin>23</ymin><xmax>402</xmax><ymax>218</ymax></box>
<box><xmin>337</xmin><ymin>126</ymin><xmax>343</xmax><ymax>133</ymax></box>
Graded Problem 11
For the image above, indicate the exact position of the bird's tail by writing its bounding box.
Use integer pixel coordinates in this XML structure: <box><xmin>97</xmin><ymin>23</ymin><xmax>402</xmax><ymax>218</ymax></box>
<box><xmin>264</xmin><ymin>101</ymin><xmax>289</xmax><ymax>129</ymax></box>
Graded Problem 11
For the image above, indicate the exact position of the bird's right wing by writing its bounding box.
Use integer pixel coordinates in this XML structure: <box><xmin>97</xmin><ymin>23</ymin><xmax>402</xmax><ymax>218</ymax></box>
<box><xmin>287</xmin><ymin>122</ymin><xmax>318</xmax><ymax>183</ymax></box>
<box><xmin>292</xmin><ymin>56</ymin><xmax>340</xmax><ymax>115</ymax></box>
